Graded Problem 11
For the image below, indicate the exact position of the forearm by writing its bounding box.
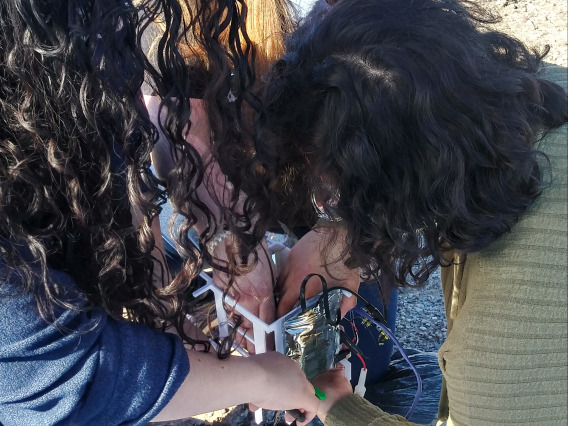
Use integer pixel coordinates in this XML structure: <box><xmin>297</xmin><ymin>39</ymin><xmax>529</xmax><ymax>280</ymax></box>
<box><xmin>326</xmin><ymin>394</ymin><xmax>419</xmax><ymax>426</ymax></box>
<box><xmin>151</xmin><ymin>350</ymin><xmax>263</xmax><ymax>422</ymax></box>
<box><xmin>151</xmin><ymin>350</ymin><xmax>319</xmax><ymax>424</ymax></box>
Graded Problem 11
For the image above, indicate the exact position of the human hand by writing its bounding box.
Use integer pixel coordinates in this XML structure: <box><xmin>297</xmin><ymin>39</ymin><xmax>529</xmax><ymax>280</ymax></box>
<box><xmin>311</xmin><ymin>365</ymin><xmax>353</xmax><ymax>422</ymax></box>
<box><xmin>276</xmin><ymin>228</ymin><xmax>360</xmax><ymax>318</ymax></box>
<box><xmin>155</xmin><ymin>349</ymin><xmax>318</xmax><ymax>422</ymax></box>
<box><xmin>248</xmin><ymin>352</ymin><xmax>320</xmax><ymax>425</ymax></box>
<box><xmin>213</xmin><ymin>240</ymin><xmax>276</xmax><ymax>354</ymax></box>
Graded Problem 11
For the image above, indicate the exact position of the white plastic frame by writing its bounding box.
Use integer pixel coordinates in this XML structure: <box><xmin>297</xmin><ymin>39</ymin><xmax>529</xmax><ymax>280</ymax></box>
<box><xmin>192</xmin><ymin>269</ymin><xmax>326</xmax><ymax>355</ymax></box>
<box><xmin>191</xmin><ymin>242</ymin><xmax>351</xmax><ymax>424</ymax></box>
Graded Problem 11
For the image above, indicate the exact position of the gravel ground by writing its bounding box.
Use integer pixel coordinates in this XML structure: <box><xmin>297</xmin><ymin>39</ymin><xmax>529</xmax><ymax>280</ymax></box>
<box><xmin>477</xmin><ymin>0</ymin><xmax>567</xmax><ymax>68</ymax></box>
<box><xmin>155</xmin><ymin>1</ymin><xmax>567</xmax><ymax>424</ymax></box>
<box><xmin>395</xmin><ymin>268</ymin><xmax>446</xmax><ymax>353</ymax></box>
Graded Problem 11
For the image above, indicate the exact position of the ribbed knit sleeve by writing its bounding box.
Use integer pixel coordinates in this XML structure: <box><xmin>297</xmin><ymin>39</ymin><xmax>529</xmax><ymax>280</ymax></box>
<box><xmin>326</xmin><ymin>394</ymin><xmax>420</xmax><ymax>426</ymax></box>
<box><xmin>438</xmin><ymin>65</ymin><xmax>568</xmax><ymax>426</ymax></box>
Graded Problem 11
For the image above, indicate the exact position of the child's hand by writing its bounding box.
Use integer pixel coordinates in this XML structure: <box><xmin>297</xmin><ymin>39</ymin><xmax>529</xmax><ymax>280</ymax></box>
<box><xmin>249</xmin><ymin>352</ymin><xmax>320</xmax><ymax>425</ymax></box>
<box><xmin>312</xmin><ymin>365</ymin><xmax>353</xmax><ymax>422</ymax></box>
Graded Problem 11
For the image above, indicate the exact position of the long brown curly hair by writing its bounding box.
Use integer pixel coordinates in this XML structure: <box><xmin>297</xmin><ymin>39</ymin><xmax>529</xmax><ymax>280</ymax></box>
<box><xmin>0</xmin><ymin>0</ymin><xmax>210</xmax><ymax>345</ymax></box>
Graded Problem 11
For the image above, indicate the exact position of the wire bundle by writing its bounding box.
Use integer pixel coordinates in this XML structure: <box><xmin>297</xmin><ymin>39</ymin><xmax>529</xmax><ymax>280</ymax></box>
<box><xmin>299</xmin><ymin>273</ymin><xmax>423</xmax><ymax>419</ymax></box>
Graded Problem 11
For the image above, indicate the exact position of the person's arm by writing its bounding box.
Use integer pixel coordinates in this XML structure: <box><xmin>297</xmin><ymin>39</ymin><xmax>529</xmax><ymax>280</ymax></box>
<box><xmin>312</xmin><ymin>368</ymin><xmax>419</xmax><ymax>426</ymax></box>
<box><xmin>0</xmin><ymin>271</ymin><xmax>317</xmax><ymax>425</ymax></box>
<box><xmin>276</xmin><ymin>227</ymin><xmax>360</xmax><ymax>318</ymax></box>
<box><xmin>152</xmin><ymin>350</ymin><xmax>319</xmax><ymax>424</ymax></box>
<box><xmin>325</xmin><ymin>394</ymin><xmax>418</xmax><ymax>426</ymax></box>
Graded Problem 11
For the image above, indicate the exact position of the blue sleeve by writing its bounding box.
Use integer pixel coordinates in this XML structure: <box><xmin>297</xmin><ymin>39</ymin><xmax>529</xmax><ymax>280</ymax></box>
<box><xmin>0</xmin><ymin>269</ymin><xmax>190</xmax><ymax>426</ymax></box>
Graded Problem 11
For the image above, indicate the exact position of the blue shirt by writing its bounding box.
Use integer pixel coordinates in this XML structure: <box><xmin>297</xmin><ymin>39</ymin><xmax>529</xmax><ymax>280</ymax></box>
<box><xmin>0</xmin><ymin>266</ymin><xmax>190</xmax><ymax>425</ymax></box>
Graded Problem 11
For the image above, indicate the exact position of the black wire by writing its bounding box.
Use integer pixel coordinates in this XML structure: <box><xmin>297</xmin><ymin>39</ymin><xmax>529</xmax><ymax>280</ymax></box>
<box><xmin>299</xmin><ymin>273</ymin><xmax>340</xmax><ymax>326</ymax></box>
<box><xmin>330</xmin><ymin>285</ymin><xmax>388</xmax><ymax>325</ymax></box>
<box><xmin>339</xmin><ymin>329</ymin><xmax>364</xmax><ymax>357</ymax></box>
<box><xmin>378</xmin><ymin>281</ymin><xmax>388</xmax><ymax>328</ymax></box>
<box><xmin>297</xmin><ymin>274</ymin><xmax>391</xmax><ymax>376</ymax></box>
<box><xmin>298</xmin><ymin>274</ymin><xmax>388</xmax><ymax>326</ymax></box>
<box><xmin>259</xmin><ymin>242</ymin><xmax>277</xmax><ymax>293</ymax></box>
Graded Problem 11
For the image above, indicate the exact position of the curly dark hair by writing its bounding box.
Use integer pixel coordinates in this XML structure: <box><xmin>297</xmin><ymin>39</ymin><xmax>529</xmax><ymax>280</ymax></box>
<box><xmin>0</xmin><ymin>0</ymin><xmax>210</xmax><ymax>344</ymax></box>
<box><xmin>256</xmin><ymin>0</ymin><xmax>568</xmax><ymax>287</ymax></box>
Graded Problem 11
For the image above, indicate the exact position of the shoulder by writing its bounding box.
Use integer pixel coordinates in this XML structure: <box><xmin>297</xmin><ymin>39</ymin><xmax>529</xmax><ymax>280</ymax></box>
<box><xmin>438</xmin><ymin>142</ymin><xmax>567</xmax><ymax>423</ymax></box>
<box><xmin>540</xmin><ymin>63</ymin><xmax>567</xmax><ymax>91</ymax></box>
<box><xmin>0</xmin><ymin>265</ymin><xmax>92</xmax><ymax>348</ymax></box>
<box><xmin>0</xmin><ymin>266</ymin><xmax>189</xmax><ymax>425</ymax></box>
<box><xmin>0</xmin><ymin>266</ymin><xmax>105</xmax><ymax>423</ymax></box>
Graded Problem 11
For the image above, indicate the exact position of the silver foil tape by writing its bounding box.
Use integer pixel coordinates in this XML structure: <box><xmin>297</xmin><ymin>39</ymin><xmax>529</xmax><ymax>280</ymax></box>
<box><xmin>283</xmin><ymin>291</ymin><xmax>342</xmax><ymax>381</ymax></box>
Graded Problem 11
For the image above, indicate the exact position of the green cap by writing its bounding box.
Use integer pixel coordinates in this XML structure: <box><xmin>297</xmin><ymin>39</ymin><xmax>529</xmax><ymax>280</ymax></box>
<box><xmin>313</xmin><ymin>385</ymin><xmax>327</xmax><ymax>400</ymax></box>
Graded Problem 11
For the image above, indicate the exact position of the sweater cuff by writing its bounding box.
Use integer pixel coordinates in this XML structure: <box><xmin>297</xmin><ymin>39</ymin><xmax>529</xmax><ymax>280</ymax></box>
<box><xmin>326</xmin><ymin>394</ymin><xmax>409</xmax><ymax>425</ymax></box>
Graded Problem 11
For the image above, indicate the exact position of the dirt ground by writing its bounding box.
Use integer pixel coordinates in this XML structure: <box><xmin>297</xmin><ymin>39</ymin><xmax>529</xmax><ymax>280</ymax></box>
<box><xmin>155</xmin><ymin>2</ymin><xmax>567</xmax><ymax>425</ymax></box>
<box><xmin>478</xmin><ymin>0</ymin><xmax>567</xmax><ymax>67</ymax></box>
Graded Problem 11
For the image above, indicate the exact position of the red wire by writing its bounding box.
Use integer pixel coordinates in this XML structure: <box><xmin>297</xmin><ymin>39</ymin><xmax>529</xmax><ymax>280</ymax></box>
<box><xmin>356</xmin><ymin>353</ymin><xmax>367</xmax><ymax>370</ymax></box>
<box><xmin>346</xmin><ymin>319</ymin><xmax>358</xmax><ymax>343</ymax></box>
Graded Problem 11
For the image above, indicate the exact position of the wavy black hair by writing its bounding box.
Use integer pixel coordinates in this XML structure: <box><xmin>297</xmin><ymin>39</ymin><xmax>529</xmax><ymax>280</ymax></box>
<box><xmin>0</xmin><ymin>0</ymin><xmax>210</xmax><ymax>345</ymax></box>
<box><xmin>256</xmin><ymin>0</ymin><xmax>568</xmax><ymax>287</ymax></box>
